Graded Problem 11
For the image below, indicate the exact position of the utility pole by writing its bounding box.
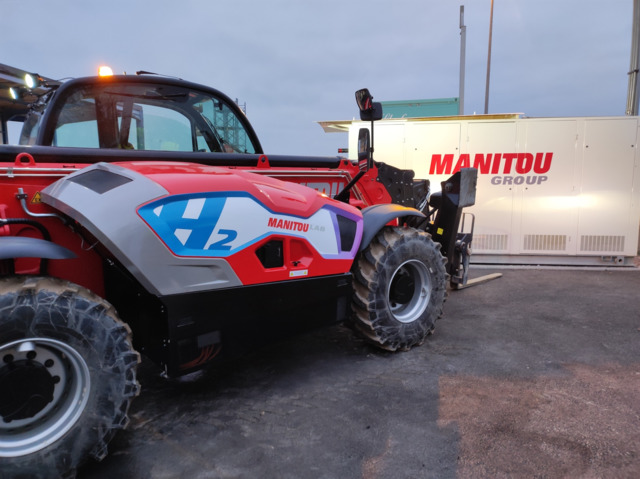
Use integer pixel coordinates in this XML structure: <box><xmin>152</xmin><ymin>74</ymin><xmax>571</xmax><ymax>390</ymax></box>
<box><xmin>626</xmin><ymin>0</ymin><xmax>640</xmax><ymax>115</ymax></box>
<box><xmin>484</xmin><ymin>0</ymin><xmax>495</xmax><ymax>114</ymax></box>
<box><xmin>459</xmin><ymin>5</ymin><xmax>466</xmax><ymax>115</ymax></box>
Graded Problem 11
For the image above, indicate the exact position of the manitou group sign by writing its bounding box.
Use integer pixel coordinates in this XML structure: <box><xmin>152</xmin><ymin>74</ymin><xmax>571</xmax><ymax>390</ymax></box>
<box><xmin>428</xmin><ymin>151</ymin><xmax>553</xmax><ymax>187</ymax></box>
<box><xmin>322</xmin><ymin>114</ymin><xmax>640</xmax><ymax>266</ymax></box>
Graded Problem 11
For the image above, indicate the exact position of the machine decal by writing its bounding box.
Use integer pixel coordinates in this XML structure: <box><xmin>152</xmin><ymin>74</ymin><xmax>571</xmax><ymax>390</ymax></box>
<box><xmin>267</xmin><ymin>217</ymin><xmax>310</xmax><ymax>232</ymax></box>
<box><xmin>289</xmin><ymin>269</ymin><xmax>308</xmax><ymax>278</ymax></box>
<box><xmin>138</xmin><ymin>192</ymin><xmax>361</xmax><ymax>259</ymax></box>
<box><xmin>299</xmin><ymin>181</ymin><xmax>344</xmax><ymax>198</ymax></box>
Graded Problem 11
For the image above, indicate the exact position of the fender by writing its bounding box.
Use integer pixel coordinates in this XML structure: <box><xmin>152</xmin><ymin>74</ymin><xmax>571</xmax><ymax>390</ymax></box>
<box><xmin>0</xmin><ymin>236</ymin><xmax>76</xmax><ymax>260</ymax></box>
<box><xmin>359</xmin><ymin>204</ymin><xmax>425</xmax><ymax>252</ymax></box>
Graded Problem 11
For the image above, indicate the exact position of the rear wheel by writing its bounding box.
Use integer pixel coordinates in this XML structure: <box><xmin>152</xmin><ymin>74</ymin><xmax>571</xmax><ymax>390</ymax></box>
<box><xmin>0</xmin><ymin>277</ymin><xmax>140</xmax><ymax>479</ymax></box>
<box><xmin>351</xmin><ymin>227</ymin><xmax>447</xmax><ymax>351</ymax></box>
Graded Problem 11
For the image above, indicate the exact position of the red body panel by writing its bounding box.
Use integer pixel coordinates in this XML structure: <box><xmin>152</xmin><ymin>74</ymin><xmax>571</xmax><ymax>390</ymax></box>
<box><xmin>0</xmin><ymin>157</ymin><xmax>104</xmax><ymax>294</ymax></box>
<box><xmin>121</xmin><ymin>161</ymin><xmax>335</xmax><ymax>217</ymax></box>
<box><xmin>234</xmin><ymin>156</ymin><xmax>393</xmax><ymax>209</ymax></box>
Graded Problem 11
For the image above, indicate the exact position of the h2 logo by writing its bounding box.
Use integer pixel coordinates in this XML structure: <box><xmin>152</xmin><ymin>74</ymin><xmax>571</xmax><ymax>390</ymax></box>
<box><xmin>139</xmin><ymin>195</ymin><xmax>239</xmax><ymax>256</ymax></box>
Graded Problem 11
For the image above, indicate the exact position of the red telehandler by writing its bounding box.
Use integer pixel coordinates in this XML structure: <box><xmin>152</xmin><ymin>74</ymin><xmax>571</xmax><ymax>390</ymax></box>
<box><xmin>0</xmin><ymin>66</ymin><xmax>476</xmax><ymax>478</ymax></box>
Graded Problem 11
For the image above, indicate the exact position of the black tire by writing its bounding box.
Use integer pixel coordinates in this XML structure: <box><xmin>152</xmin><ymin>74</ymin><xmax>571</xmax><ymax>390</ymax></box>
<box><xmin>0</xmin><ymin>277</ymin><xmax>140</xmax><ymax>479</ymax></box>
<box><xmin>351</xmin><ymin>226</ymin><xmax>447</xmax><ymax>351</ymax></box>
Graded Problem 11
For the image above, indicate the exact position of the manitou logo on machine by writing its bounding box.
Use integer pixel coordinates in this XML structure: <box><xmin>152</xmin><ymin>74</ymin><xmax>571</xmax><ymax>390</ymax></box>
<box><xmin>267</xmin><ymin>217</ymin><xmax>310</xmax><ymax>232</ymax></box>
<box><xmin>429</xmin><ymin>152</ymin><xmax>553</xmax><ymax>186</ymax></box>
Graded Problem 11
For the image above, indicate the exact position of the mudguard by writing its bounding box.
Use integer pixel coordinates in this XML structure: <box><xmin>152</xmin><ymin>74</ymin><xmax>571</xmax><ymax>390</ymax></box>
<box><xmin>0</xmin><ymin>236</ymin><xmax>76</xmax><ymax>260</ymax></box>
<box><xmin>359</xmin><ymin>204</ymin><xmax>425</xmax><ymax>251</ymax></box>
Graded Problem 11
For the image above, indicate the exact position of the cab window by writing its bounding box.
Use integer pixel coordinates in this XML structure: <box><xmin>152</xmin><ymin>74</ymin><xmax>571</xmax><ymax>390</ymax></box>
<box><xmin>195</xmin><ymin>98</ymin><xmax>257</xmax><ymax>154</ymax></box>
<box><xmin>44</xmin><ymin>81</ymin><xmax>259</xmax><ymax>154</ymax></box>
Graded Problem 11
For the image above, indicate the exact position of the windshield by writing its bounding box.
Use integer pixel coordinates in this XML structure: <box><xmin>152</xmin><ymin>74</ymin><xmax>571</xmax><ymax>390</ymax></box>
<box><xmin>34</xmin><ymin>81</ymin><xmax>258</xmax><ymax>154</ymax></box>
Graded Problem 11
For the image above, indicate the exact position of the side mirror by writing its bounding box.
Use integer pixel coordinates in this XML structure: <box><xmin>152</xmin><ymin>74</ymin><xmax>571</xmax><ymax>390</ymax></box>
<box><xmin>334</xmin><ymin>88</ymin><xmax>380</xmax><ymax>203</ymax></box>
<box><xmin>334</xmin><ymin>127</ymin><xmax>372</xmax><ymax>202</ymax></box>
<box><xmin>355</xmin><ymin>88</ymin><xmax>373</xmax><ymax>111</ymax></box>
<box><xmin>355</xmin><ymin>88</ymin><xmax>382</xmax><ymax>121</ymax></box>
<box><xmin>357</xmin><ymin>128</ymin><xmax>371</xmax><ymax>170</ymax></box>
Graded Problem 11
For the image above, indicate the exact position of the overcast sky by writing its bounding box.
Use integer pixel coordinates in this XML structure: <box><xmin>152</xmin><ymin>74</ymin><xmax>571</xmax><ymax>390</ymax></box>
<box><xmin>2</xmin><ymin>0</ymin><xmax>634</xmax><ymax>156</ymax></box>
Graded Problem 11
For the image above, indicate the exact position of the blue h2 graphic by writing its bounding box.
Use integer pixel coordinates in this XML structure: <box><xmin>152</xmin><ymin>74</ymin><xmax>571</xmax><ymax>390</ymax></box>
<box><xmin>139</xmin><ymin>195</ymin><xmax>238</xmax><ymax>256</ymax></box>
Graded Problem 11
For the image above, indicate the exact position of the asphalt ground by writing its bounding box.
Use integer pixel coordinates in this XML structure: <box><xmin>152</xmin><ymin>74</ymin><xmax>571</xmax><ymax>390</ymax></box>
<box><xmin>80</xmin><ymin>265</ymin><xmax>640</xmax><ymax>479</ymax></box>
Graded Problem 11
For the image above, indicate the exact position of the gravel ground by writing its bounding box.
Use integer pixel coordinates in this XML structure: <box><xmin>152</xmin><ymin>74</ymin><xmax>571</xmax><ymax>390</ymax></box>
<box><xmin>80</xmin><ymin>266</ymin><xmax>640</xmax><ymax>479</ymax></box>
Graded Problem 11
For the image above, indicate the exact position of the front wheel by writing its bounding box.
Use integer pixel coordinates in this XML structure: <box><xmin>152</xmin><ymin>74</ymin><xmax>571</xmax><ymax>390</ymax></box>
<box><xmin>351</xmin><ymin>227</ymin><xmax>447</xmax><ymax>351</ymax></box>
<box><xmin>0</xmin><ymin>277</ymin><xmax>140</xmax><ymax>479</ymax></box>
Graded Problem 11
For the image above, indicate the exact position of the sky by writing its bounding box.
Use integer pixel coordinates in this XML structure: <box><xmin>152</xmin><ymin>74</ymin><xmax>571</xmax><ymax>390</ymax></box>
<box><xmin>1</xmin><ymin>0</ymin><xmax>634</xmax><ymax>156</ymax></box>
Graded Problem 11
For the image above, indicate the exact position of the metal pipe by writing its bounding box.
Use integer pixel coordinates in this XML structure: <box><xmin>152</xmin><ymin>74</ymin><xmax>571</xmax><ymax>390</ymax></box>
<box><xmin>16</xmin><ymin>188</ymin><xmax>66</xmax><ymax>222</ymax></box>
<box><xmin>626</xmin><ymin>0</ymin><xmax>640</xmax><ymax>115</ymax></box>
<box><xmin>459</xmin><ymin>5</ymin><xmax>467</xmax><ymax>115</ymax></box>
<box><xmin>484</xmin><ymin>0</ymin><xmax>495</xmax><ymax>115</ymax></box>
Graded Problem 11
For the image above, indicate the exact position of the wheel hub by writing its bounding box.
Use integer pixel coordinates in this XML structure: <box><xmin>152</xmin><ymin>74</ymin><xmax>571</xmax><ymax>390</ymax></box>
<box><xmin>389</xmin><ymin>268</ymin><xmax>415</xmax><ymax>305</ymax></box>
<box><xmin>0</xmin><ymin>338</ymin><xmax>90</xmax><ymax>457</ymax></box>
<box><xmin>0</xmin><ymin>358</ymin><xmax>56</xmax><ymax>423</ymax></box>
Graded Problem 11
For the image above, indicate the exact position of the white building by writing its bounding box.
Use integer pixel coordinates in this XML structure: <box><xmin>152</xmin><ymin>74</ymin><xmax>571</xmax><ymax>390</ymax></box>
<box><xmin>320</xmin><ymin>114</ymin><xmax>640</xmax><ymax>266</ymax></box>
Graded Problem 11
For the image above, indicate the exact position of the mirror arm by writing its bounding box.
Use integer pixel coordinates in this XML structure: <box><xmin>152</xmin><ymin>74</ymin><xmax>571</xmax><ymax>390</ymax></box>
<box><xmin>334</xmin><ymin>170</ymin><xmax>366</xmax><ymax>203</ymax></box>
<box><xmin>368</xmin><ymin>116</ymin><xmax>375</xmax><ymax>168</ymax></box>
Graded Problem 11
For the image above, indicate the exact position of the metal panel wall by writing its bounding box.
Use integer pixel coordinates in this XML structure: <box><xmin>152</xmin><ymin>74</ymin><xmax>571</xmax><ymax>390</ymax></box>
<box><xmin>347</xmin><ymin>116</ymin><xmax>640</xmax><ymax>266</ymax></box>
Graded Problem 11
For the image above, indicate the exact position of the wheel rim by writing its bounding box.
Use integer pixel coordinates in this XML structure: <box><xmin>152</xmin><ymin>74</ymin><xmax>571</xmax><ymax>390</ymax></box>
<box><xmin>387</xmin><ymin>259</ymin><xmax>431</xmax><ymax>323</ymax></box>
<box><xmin>0</xmin><ymin>338</ymin><xmax>91</xmax><ymax>457</ymax></box>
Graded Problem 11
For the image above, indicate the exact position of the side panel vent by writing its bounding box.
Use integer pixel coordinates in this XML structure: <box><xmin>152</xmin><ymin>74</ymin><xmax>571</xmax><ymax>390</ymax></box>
<box><xmin>580</xmin><ymin>235</ymin><xmax>625</xmax><ymax>252</ymax></box>
<box><xmin>523</xmin><ymin>235</ymin><xmax>567</xmax><ymax>251</ymax></box>
<box><xmin>474</xmin><ymin>234</ymin><xmax>508</xmax><ymax>252</ymax></box>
